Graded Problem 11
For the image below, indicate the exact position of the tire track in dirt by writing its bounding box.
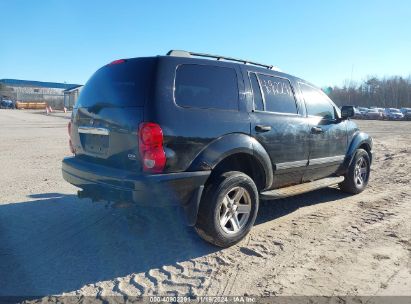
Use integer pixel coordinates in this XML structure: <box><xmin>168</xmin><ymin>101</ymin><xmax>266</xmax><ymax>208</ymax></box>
<box><xmin>2</xmin><ymin>112</ymin><xmax>410</xmax><ymax>298</ymax></box>
<box><xmin>203</xmin><ymin>134</ymin><xmax>411</xmax><ymax>296</ymax></box>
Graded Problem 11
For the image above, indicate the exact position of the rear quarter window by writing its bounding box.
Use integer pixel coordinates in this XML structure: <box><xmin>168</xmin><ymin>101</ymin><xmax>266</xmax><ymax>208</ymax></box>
<box><xmin>174</xmin><ymin>64</ymin><xmax>239</xmax><ymax>110</ymax></box>
<box><xmin>249</xmin><ymin>73</ymin><xmax>264</xmax><ymax>111</ymax></box>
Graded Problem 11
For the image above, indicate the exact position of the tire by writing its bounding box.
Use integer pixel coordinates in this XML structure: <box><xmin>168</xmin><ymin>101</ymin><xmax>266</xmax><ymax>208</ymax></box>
<box><xmin>339</xmin><ymin>149</ymin><xmax>370</xmax><ymax>194</ymax></box>
<box><xmin>195</xmin><ymin>171</ymin><xmax>259</xmax><ymax>248</ymax></box>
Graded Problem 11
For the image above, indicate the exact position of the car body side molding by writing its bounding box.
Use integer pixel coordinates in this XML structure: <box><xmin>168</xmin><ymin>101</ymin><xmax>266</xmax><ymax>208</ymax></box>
<box><xmin>308</xmin><ymin>155</ymin><xmax>345</xmax><ymax>166</ymax></box>
<box><xmin>275</xmin><ymin>159</ymin><xmax>308</xmax><ymax>170</ymax></box>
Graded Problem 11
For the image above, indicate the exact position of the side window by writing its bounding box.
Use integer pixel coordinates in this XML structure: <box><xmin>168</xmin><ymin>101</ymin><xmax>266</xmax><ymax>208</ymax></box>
<box><xmin>300</xmin><ymin>83</ymin><xmax>335</xmax><ymax>120</ymax></box>
<box><xmin>249</xmin><ymin>73</ymin><xmax>263</xmax><ymax>111</ymax></box>
<box><xmin>257</xmin><ymin>74</ymin><xmax>297</xmax><ymax>114</ymax></box>
<box><xmin>175</xmin><ymin>64</ymin><xmax>239</xmax><ymax>110</ymax></box>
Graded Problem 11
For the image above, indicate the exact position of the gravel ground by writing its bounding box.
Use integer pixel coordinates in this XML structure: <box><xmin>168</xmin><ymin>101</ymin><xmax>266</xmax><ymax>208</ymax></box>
<box><xmin>0</xmin><ymin>109</ymin><xmax>410</xmax><ymax>299</ymax></box>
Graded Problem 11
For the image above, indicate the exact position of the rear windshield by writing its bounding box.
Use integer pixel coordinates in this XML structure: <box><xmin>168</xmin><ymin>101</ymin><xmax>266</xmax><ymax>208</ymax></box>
<box><xmin>75</xmin><ymin>58</ymin><xmax>156</xmax><ymax>108</ymax></box>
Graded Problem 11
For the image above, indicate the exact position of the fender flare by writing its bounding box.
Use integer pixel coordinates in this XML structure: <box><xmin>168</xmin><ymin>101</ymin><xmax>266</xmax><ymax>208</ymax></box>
<box><xmin>188</xmin><ymin>133</ymin><xmax>273</xmax><ymax>189</ymax></box>
<box><xmin>339</xmin><ymin>131</ymin><xmax>373</xmax><ymax>174</ymax></box>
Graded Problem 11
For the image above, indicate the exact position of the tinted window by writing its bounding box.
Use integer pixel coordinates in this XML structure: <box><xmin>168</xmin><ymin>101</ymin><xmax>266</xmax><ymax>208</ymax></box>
<box><xmin>300</xmin><ymin>83</ymin><xmax>335</xmax><ymax>120</ymax></box>
<box><xmin>175</xmin><ymin>64</ymin><xmax>238</xmax><ymax>110</ymax></box>
<box><xmin>76</xmin><ymin>58</ymin><xmax>155</xmax><ymax>108</ymax></box>
<box><xmin>258</xmin><ymin>74</ymin><xmax>297</xmax><ymax>114</ymax></box>
<box><xmin>250</xmin><ymin>73</ymin><xmax>263</xmax><ymax>111</ymax></box>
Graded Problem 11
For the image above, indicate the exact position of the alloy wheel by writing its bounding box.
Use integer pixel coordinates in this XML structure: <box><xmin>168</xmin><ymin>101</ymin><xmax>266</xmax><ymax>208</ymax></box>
<box><xmin>218</xmin><ymin>186</ymin><xmax>251</xmax><ymax>234</ymax></box>
<box><xmin>354</xmin><ymin>156</ymin><xmax>368</xmax><ymax>186</ymax></box>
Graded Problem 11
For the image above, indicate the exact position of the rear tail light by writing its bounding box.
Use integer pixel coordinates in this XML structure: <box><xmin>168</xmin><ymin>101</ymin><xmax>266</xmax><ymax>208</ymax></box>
<box><xmin>138</xmin><ymin>122</ymin><xmax>166</xmax><ymax>173</ymax></box>
<box><xmin>68</xmin><ymin>121</ymin><xmax>75</xmax><ymax>154</ymax></box>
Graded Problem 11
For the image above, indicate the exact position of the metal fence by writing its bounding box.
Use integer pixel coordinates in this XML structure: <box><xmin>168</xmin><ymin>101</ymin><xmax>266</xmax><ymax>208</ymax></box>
<box><xmin>0</xmin><ymin>90</ymin><xmax>64</xmax><ymax>109</ymax></box>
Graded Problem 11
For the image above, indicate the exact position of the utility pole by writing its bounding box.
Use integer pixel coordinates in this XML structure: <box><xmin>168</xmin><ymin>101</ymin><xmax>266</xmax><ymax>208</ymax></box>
<box><xmin>348</xmin><ymin>64</ymin><xmax>354</xmax><ymax>104</ymax></box>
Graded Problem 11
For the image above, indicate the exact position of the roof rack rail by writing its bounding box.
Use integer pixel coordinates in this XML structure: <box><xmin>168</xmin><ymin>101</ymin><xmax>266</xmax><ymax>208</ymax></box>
<box><xmin>166</xmin><ymin>50</ymin><xmax>281</xmax><ymax>71</ymax></box>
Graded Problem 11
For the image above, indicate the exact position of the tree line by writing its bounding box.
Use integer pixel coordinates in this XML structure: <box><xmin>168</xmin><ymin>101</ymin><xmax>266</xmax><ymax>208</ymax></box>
<box><xmin>3</xmin><ymin>76</ymin><xmax>411</xmax><ymax>109</ymax></box>
<box><xmin>325</xmin><ymin>75</ymin><xmax>411</xmax><ymax>108</ymax></box>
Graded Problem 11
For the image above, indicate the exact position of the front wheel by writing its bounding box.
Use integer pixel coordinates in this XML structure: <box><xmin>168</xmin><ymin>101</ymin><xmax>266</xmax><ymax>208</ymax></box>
<box><xmin>195</xmin><ymin>171</ymin><xmax>259</xmax><ymax>248</ymax></box>
<box><xmin>339</xmin><ymin>149</ymin><xmax>370</xmax><ymax>194</ymax></box>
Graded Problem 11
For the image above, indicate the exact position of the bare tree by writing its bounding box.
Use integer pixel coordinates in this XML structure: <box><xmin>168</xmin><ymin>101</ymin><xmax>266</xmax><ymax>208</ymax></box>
<box><xmin>328</xmin><ymin>75</ymin><xmax>411</xmax><ymax>108</ymax></box>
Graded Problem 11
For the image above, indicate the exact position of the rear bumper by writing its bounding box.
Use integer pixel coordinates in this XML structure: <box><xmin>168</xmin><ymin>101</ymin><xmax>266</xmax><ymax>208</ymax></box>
<box><xmin>62</xmin><ymin>157</ymin><xmax>210</xmax><ymax>224</ymax></box>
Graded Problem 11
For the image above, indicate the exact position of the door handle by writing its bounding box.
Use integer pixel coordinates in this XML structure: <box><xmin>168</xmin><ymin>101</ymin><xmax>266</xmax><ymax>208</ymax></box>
<box><xmin>311</xmin><ymin>126</ymin><xmax>324</xmax><ymax>134</ymax></box>
<box><xmin>255</xmin><ymin>125</ymin><xmax>272</xmax><ymax>132</ymax></box>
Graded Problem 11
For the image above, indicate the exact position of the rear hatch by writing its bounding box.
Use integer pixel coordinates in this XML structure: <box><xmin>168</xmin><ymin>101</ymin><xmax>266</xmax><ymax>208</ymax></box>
<box><xmin>70</xmin><ymin>57</ymin><xmax>157</xmax><ymax>172</ymax></box>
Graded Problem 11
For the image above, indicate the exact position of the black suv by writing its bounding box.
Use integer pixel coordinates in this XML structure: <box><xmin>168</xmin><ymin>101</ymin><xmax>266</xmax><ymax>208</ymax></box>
<box><xmin>62</xmin><ymin>50</ymin><xmax>373</xmax><ymax>247</ymax></box>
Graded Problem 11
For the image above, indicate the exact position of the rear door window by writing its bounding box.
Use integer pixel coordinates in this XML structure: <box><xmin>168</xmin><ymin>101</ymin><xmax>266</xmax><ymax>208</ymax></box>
<box><xmin>175</xmin><ymin>64</ymin><xmax>239</xmax><ymax>110</ymax></box>
<box><xmin>257</xmin><ymin>74</ymin><xmax>297</xmax><ymax>114</ymax></box>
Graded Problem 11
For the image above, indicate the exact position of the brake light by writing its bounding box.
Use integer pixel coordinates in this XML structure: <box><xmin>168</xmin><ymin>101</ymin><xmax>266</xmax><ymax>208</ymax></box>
<box><xmin>108</xmin><ymin>59</ymin><xmax>126</xmax><ymax>65</ymax></box>
<box><xmin>68</xmin><ymin>121</ymin><xmax>75</xmax><ymax>154</ymax></box>
<box><xmin>138</xmin><ymin>122</ymin><xmax>166</xmax><ymax>173</ymax></box>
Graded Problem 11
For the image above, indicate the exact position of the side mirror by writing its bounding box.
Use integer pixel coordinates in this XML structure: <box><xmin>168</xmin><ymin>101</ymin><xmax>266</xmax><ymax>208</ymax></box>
<box><xmin>341</xmin><ymin>106</ymin><xmax>355</xmax><ymax>120</ymax></box>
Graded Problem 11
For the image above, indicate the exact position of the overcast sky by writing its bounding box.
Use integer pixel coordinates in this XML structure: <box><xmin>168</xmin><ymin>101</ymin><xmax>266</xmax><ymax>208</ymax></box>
<box><xmin>1</xmin><ymin>0</ymin><xmax>410</xmax><ymax>87</ymax></box>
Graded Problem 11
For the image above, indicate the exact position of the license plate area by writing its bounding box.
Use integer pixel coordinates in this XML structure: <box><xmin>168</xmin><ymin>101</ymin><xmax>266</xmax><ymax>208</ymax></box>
<box><xmin>78</xmin><ymin>126</ymin><xmax>110</xmax><ymax>155</ymax></box>
<box><xmin>80</xmin><ymin>134</ymin><xmax>109</xmax><ymax>155</ymax></box>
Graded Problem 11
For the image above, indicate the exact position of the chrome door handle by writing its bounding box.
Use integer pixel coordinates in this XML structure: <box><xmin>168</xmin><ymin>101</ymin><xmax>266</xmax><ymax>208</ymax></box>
<box><xmin>255</xmin><ymin>125</ymin><xmax>272</xmax><ymax>132</ymax></box>
<box><xmin>311</xmin><ymin>126</ymin><xmax>324</xmax><ymax>134</ymax></box>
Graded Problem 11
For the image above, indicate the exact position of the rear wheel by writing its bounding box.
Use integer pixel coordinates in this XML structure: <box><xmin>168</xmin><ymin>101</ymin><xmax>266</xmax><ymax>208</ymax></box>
<box><xmin>195</xmin><ymin>171</ymin><xmax>259</xmax><ymax>247</ymax></box>
<box><xmin>339</xmin><ymin>149</ymin><xmax>370</xmax><ymax>194</ymax></box>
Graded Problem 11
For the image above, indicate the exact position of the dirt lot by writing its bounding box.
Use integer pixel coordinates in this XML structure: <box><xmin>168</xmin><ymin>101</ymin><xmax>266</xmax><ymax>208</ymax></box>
<box><xmin>0</xmin><ymin>109</ymin><xmax>410</xmax><ymax>298</ymax></box>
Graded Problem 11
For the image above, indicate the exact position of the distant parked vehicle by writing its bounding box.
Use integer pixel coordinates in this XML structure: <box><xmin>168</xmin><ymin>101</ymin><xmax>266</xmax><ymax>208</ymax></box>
<box><xmin>384</xmin><ymin>108</ymin><xmax>404</xmax><ymax>120</ymax></box>
<box><xmin>0</xmin><ymin>99</ymin><xmax>15</xmax><ymax>109</ymax></box>
<box><xmin>400</xmin><ymin>108</ymin><xmax>411</xmax><ymax>120</ymax></box>
<box><xmin>358</xmin><ymin>107</ymin><xmax>369</xmax><ymax>116</ymax></box>
<box><xmin>343</xmin><ymin>106</ymin><xmax>363</xmax><ymax>119</ymax></box>
<box><xmin>364</xmin><ymin>108</ymin><xmax>383</xmax><ymax>120</ymax></box>
<box><xmin>352</xmin><ymin>107</ymin><xmax>364</xmax><ymax>119</ymax></box>
<box><xmin>375</xmin><ymin>108</ymin><xmax>386</xmax><ymax>119</ymax></box>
